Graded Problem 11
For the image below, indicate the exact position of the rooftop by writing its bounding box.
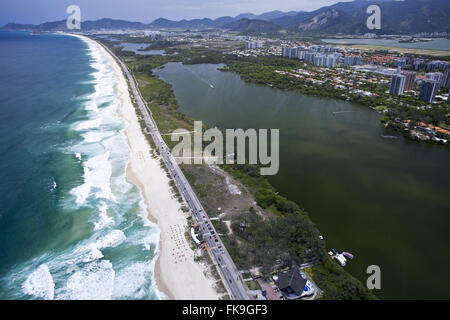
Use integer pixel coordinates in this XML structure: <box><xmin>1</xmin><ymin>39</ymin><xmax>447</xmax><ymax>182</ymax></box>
<box><xmin>276</xmin><ymin>265</ymin><xmax>307</xmax><ymax>297</ymax></box>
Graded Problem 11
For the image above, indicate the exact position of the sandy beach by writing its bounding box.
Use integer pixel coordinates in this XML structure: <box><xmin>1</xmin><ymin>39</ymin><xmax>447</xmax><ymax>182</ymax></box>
<box><xmin>80</xmin><ymin>35</ymin><xmax>219</xmax><ymax>300</ymax></box>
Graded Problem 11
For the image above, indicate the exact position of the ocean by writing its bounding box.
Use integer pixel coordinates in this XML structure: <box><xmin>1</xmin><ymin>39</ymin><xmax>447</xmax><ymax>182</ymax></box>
<box><xmin>0</xmin><ymin>31</ymin><xmax>162</xmax><ymax>299</ymax></box>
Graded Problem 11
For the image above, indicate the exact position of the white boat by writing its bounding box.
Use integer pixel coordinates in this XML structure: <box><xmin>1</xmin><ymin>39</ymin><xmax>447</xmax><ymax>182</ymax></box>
<box><xmin>335</xmin><ymin>254</ymin><xmax>347</xmax><ymax>267</ymax></box>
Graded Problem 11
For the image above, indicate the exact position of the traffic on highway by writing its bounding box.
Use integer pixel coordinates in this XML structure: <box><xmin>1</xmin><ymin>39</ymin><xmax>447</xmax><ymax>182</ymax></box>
<box><xmin>105</xmin><ymin>45</ymin><xmax>249</xmax><ymax>300</ymax></box>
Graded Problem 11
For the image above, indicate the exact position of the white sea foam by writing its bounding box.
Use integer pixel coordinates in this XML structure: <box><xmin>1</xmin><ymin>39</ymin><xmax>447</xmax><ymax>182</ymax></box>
<box><xmin>114</xmin><ymin>261</ymin><xmax>159</xmax><ymax>299</ymax></box>
<box><xmin>48</xmin><ymin>177</ymin><xmax>57</xmax><ymax>191</ymax></box>
<box><xmin>71</xmin><ymin>167</ymin><xmax>91</xmax><ymax>205</ymax></box>
<box><xmin>70</xmin><ymin>151</ymin><xmax>114</xmax><ymax>205</ymax></box>
<box><xmin>74</xmin><ymin>244</ymin><xmax>104</xmax><ymax>263</ymax></box>
<box><xmin>96</xmin><ymin>229</ymin><xmax>126</xmax><ymax>249</ymax></box>
<box><xmin>135</xmin><ymin>195</ymin><xmax>160</xmax><ymax>250</ymax></box>
<box><xmin>64</xmin><ymin>260</ymin><xmax>115</xmax><ymax>300</ymax></box>
<box><xmin>93</xmin><ymin>201</ymin><xmax>114</xmax><ymax>231</ymax></box>
<box><xmin>139</xmin><ymin>232</ymin><xmax>159</xmax><ymax>251</ymax></box>
<box><xmin>74</xmin><ymin>116</ymin><xmax>102</xmax><ymax>131</ymax></box>
<box><xmin>84</xmin><ymin>100</ymin><xmax>98</xmax><ymax>112</ymax></box>
<box><xmin>22</xmin><ymin>264</ymin><xmax>55</xmax><ymax>300</ymax></box>
<box><xmin>22</xmin><ymin>33</ymin><xmax>163</xmax><ymax>300</ymax></box>
<box><xmin>81</xmin><ymin>130</ymin><xmax>115</xmax><ymax>143</ymax></box>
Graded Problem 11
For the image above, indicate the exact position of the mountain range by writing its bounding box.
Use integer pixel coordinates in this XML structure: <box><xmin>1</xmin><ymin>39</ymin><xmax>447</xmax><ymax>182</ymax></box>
<box><xmin>2</xmin><ymin>0</ymin><xmax>449</xmax><ymax>35</ymax></box>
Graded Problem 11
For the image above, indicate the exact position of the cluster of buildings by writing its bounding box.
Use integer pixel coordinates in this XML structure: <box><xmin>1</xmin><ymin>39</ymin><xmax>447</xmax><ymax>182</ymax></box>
<box><xmin>343</xmin><ymin>55</ymin><xmax>363</xmax><ymax>67</ymax></box>
<box><xmin>412</xmin><ymin>32</ymin><xmax>449</xmax><ymax>38</ymax></box>
<box><xmin>245</xmin><ymin>40</ymin><xmax>264</xmax><ymax>50</ymax></box>
<box><xmin>395</xmin><ymin>57</ymin><xmax>449</xmax><ymax>72</ymax></box>
<box><xmin>389</xmin><ymin>67</ymin><xmax>450</xmax><ymax>103</ymax></box>
<box><xmin>281</xmin><ymin>45</ymin><xmax>362</xmax><ymax>68</ymax></box>
<box><xmin>389</xmin><ymin>68</ymin><xmax>416</xmax><ymax>95</ymax></box>
<box><xmin>146</xmin><ymin>31</ymin><xmax>164</xmax><ymax>41</ymax></box>
<box><xmin>364</xmin><ymin>54</ymin><xmax>398</xmax><ymax>65</ymax></box>
<box><xmin>403</xmin><ymin>120</ymin><xmax>450</xmax><ymax>143</ymax></box>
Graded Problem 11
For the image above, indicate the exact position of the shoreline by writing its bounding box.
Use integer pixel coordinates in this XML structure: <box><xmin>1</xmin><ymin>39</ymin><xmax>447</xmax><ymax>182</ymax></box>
<box><xmin>73</xmin><ymin>34</ymin><xmax>219</xmax><ymax>300</ymax></box>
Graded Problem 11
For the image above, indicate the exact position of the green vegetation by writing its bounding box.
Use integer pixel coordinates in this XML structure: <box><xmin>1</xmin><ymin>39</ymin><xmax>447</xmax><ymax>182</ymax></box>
<box><xmin>310</xmin><ymin>258</ymin><xmax>376</xmax><ymax>300</ymax></box>
<box><xmin>101</xmin><ymin>39</ymin><xmax>377</xmax><ymax>299</ymax></box>
<box><xmin>138</xmin><ymin>40</ymin><xmax>189</xmax><ymax>51</ymax></box>
<box><xmin>246</xmin><ymin>280</ymin><xmax>261</xmax><ymax>291</ymax></box>
<box><xmin>221</xmin><ymin>165</ymin><xmax>376</xmax><ymax>300</ymax></box>
<box><xmin>375</xmin><ymin>105</ymin><xmax>387</xmax><ymax>112</ymax></box>
<box><xmin>221</xmin><ymin>56</ymin><xmax>450</xmax><ymax>142</ymax></box>
<box><xmin>224</xmin><ymin>207</ymin><xmax>324</xmax><ymax>274</ymax></box>
<box><xmin>176</xmin><ymin>47</ymin><xmax>225</xmax><ymax>65</ymax></box>
<box><xmin>211</xmin><ymin>219</ymin><xmax>228</xmax><ymax>236</ymax></box>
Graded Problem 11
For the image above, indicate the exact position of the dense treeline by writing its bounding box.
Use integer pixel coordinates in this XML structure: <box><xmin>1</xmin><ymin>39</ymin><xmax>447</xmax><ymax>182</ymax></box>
<box><xmin>223</xmin><ymin>56</ymin><xmax>450</xmax><ymax>131</ymax></box>
<box><xmin>311</xmin><ymin>258</ymin><xmax>377</xmax><ymax>300</ymax></box>
<box><xmin>226</xmin><ymin>207</ymin><xmax>324</xmax><ymax>274</ymax></box>
<box><xmin>223</xmin><ymin>164</ymin><xmax>376</xmax><ymax>300</ymax></box>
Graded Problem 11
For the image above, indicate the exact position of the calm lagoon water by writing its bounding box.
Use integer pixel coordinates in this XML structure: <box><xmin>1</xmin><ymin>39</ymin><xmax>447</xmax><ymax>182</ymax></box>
<box><xmin>114</xmin><ymin>42</ymin><xmax>166</xmax><ymax>55</ymax></box>
<box><xmin>154</xmin><ymin>62</ymin><xmax>450</xmax><ymax>299</ymax></box>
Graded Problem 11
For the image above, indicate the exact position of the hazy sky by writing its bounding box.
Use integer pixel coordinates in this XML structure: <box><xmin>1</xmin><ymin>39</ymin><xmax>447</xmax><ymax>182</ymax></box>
<box><xmin>0</xmin><ymin>0</ymin><xmax>354</xmax><ymax>26</ymax></box>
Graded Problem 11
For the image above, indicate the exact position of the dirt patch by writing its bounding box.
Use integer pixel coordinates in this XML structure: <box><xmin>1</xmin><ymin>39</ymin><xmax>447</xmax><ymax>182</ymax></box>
<box><xmin>180</xmin><ymin>163</ymin><xmax>258</xmax><ymax>219</ymax></box>
<box><xmin>223</xmin><ymin>220</ymin><xmax>233</xmax><ymax>235</ymax></box>
<box><xmin>137</xmin><ymin>78</ymin><xmax>149</xmax><ymax>87</ymax></box>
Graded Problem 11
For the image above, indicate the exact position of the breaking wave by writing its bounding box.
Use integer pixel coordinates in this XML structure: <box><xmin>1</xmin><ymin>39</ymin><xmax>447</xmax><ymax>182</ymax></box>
<box><xmin>2</xmin><ymin>35</ymin><xmax>161</xmax><ymax>300</ymax></box>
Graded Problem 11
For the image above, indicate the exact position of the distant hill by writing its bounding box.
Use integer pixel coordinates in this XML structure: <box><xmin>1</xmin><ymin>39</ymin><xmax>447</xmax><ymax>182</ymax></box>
<box><xmin>148</xmin><ymin>10</ymin><xmax>299</xmax><ymax>29</ymax></box>
<box><xmin>2</xmin><ymin>23</ymin><xmax>39</xmax><ymax>30</ymax></box>
<box><xmin>278</xmin><ymin>0</ymin><xmax>450</xmax><ymax>34</ymax></box>
<box><xmin>234</xmin><ymin>10</ymin><xmax>298</xmax><ymax>21</ymax></box>
<box><xmin>257</xmin><ymin>10</ymin><xmax>299</xmax><ymax>21</ymax></box>
<box><xmin>80</xmin><ymin>18</ymin><xmax>147</xmax><ymax>30</ymax></box>
<box><xmin>149</xmin><ymin>17</ymin><xmax>212</xmax><ymax>29</ymax></box>
<box><xmin>2</xmin><ymin>18</ymin><xmax>147</xmax><ymax>31</ymax></box>
<box><xmin>229</xmin><ymin>18</ymin><xmax>283</xmax><ymax>34</ymax></box>
<box><xmin>2</xmin><ymin>0</ymin><xmax>449</xmax><ymax>34</ymax></box>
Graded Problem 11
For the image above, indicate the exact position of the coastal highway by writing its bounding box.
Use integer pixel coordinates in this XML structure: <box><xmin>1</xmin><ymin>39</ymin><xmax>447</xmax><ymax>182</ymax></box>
<box><xmin>101</xmin><ymin>43</ymin><xmax>250</xmax><ymax>300</ymax></box>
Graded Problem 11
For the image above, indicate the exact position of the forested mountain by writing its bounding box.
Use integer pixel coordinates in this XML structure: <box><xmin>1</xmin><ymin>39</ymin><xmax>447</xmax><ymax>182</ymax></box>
<box><xmin>2</xmin><ymin>0</ymin><xmax>449</xmax><ymax>34</ymax></box>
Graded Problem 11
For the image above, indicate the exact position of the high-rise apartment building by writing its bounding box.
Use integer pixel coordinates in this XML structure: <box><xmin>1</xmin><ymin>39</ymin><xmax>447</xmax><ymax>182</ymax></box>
<box><xmin>389</xmin><ymin>74</ymin><xmax>406</xmax><ymax>95</ymax></box>
<box><xmin>419</xmin><ymin>80</ymin><xmax>439</xmax><ymax>103</ymax></box>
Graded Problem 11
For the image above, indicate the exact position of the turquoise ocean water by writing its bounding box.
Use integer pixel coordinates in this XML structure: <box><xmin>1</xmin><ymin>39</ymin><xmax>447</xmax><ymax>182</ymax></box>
<box><xmin>0</xmin><ymin>31</ymin><xmax>162</xmax><ymax>299</ymax></box>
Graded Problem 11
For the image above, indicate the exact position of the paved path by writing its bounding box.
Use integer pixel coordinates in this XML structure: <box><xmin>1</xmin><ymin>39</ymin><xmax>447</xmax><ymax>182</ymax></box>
<box><xmin>102</xmin><ymin>44</ymin><xmax>249</xmax><ymax>300</ymax></box>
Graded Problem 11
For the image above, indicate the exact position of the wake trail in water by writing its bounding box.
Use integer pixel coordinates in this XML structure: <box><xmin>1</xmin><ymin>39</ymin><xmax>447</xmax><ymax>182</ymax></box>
<box><xmin>186</xmin><ymin>67</ymin><xmax>214</xmax><ymax>88</ymax></box>
<box><xmin>332</xmin><ymin>111</ymin><xmax>355</xmax><ymax>115</ymax></box>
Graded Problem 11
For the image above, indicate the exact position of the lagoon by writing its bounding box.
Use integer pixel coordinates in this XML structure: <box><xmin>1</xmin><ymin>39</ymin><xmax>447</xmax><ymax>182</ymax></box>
<box><xmin>154</xmin><ymin>62</ymin><xmax>450</xmax><ymax>299</ymax></box>
<box><xmin>114</xmin><ymin>42</ymin><xmax>166</xmax><ymax>55</ymax></box>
